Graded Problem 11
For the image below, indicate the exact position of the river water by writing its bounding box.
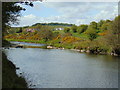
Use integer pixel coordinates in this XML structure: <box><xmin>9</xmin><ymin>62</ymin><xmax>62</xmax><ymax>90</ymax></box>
<box><xmin>10</xmin><ymin>41</ymin><xmax>45</xmax><ymax>46</ymax></box>
<box><xmin>4</xmin><ymin>42</ymin><xmax>119</xmax><ymax>88</ymax></box>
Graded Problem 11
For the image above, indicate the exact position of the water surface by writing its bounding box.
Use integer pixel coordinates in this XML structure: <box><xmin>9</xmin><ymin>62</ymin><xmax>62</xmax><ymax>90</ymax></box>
<box><xmin>10</xmin><ymin>41</ymin><xmax>45</xmax><ymax>46</ymax></box>
<box><xmin>4</xmin><ymin>48</ymin><xmax>118</xmax><ymax>88</ymax></box>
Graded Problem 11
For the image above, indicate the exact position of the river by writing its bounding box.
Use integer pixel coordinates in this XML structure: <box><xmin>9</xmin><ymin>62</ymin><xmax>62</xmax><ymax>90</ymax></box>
<box><xmin>3</xmin><ymin>42</ymin><xmax>119</xmax><ymax>88</ymax></box>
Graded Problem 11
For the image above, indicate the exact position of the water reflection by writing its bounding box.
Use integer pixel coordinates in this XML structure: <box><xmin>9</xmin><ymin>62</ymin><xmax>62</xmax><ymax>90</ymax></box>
<box><xmin>4</xmin><ymin>48</ymin><xmax>118</xmax><ymax>88</ymax></box>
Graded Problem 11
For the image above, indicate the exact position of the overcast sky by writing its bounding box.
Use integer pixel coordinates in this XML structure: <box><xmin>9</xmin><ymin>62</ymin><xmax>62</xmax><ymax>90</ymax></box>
<box><xmin>14</xmin><ymin>2</ymin><xmax>118</xmax><ymax>27</ymax></box>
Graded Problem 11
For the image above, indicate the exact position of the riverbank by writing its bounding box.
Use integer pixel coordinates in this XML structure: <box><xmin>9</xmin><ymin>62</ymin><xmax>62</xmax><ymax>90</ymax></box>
<box><xmin>2</xmin><ymin>52</ymin><xmax>28</xmax><ymax>88</ymax></box>
<box><xmin>6</xmin><ymin>39</ymin><xmax>120</xmax><ymax>56</ymax></box>
<box><xmin>5</xmin><ymin>38</ymin><xmax>47</xmax><ymax>44</ymax></box>
<box><xmin>2</xmin><ymin>40</ymin><xmax>28</xmax><ymax>88</ymax></box>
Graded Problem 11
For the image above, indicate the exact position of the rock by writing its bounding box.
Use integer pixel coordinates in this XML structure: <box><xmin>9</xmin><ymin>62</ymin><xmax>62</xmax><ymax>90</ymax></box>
<box><xmin>59</xmin><ymin>48</ymin><xmax>64</xmax><ymax>50</ymax></box>
<box><xmin>16</xmin><ymin>67</ymin><xmax>20</xmax><ymax>69</ymax></box>
<box><xmin>76</xmin><ymin>49</ymin><xmax>80</xmax><ymax>52</ymax></box>
<box><xmin>4</xmin><ymin>47</ymin><xmax>9</xmax><ymax>49</ymax></box>
<box><xmin>19</xmin><ymin>73</ymin><xmax>22</xmax><ymax>75</ymax></box>
<box><xmin>86</xmin><ymin>50</ymin><xmax>90</xmax><ymax>53</ymax></box>
<box><xmin>47</xmin><ymin>46</ymin><xmax>53</xmax><ymax>49</ymax></box>
<box><xmin>81</xmin><ymin>50</ymin><xmax>85</xmax><ymax>52</ymax></box>
<box><xmin>114</xmin><ymin>53</ymin><xmax>118</xmax><ymax>56</ymax></box>
<box><xmin>15</xmin><ymin>45</ymin><xmax>23</xmax><ymax>48</ymax></box>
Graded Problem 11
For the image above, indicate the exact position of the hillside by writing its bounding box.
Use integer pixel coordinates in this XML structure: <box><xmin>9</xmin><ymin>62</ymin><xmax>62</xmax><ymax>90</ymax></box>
<box><xmin>4</xmin><ymin>16</ymin><xmax>120</xmax><ymax>56</ymax></box>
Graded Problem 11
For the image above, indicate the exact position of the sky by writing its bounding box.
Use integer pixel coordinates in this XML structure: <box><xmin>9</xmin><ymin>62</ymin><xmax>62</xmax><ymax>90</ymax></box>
<box><xmin>14</xmin><ymin>2</ymin><xmax>118</xmax><ymax>27</ymax></box>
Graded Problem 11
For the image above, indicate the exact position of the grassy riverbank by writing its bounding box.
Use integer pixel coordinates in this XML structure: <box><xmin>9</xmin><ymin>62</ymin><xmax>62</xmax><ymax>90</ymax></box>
<box><xmin>6</xmin><ymin>38</ymin><xmax>111</xmax><ymax>55</ymax></box>
<box><xmin>5</xmin><ymin>38</ymin><xmax>47</xmax><ymax>44</ymax></box>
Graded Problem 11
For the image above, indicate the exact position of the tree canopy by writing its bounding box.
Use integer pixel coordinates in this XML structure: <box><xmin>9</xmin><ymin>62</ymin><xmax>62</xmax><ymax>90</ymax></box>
<box><xmin>2</xmin><ymin>2</ymin><xmax>33</xmax><ymax>35</ymax></box>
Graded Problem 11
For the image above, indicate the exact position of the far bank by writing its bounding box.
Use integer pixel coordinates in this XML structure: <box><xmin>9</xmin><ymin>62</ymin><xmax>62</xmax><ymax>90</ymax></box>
<box><xmin>7</xmin><ymin>39</ymin><xmax>120</xmax><ymax>57</ymax></box>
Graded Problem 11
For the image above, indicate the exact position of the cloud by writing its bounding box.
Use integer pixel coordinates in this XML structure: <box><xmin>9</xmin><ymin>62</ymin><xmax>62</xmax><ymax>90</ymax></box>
<box><xmin>18</xmin><ymin>14</ymin><xmax>37</xmax><ymax>26</ymax></box>
<box><xmin>14</xmin><ymin>2</ymin><xmax>118</xmax><ymax>27</ymax></box>
<box><xmin>93</xmin><ymin>4</ymin><xmax>118</xmax><ymax>21</ymax></box>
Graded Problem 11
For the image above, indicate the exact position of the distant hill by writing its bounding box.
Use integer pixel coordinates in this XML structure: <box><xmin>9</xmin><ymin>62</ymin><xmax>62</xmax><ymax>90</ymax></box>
<box><xmin>8</xmin><ymin>23</ymin><xmax>73</xmax><ymax>34</ymax></box>
<box><xmin>32</xmin><ymin>23</ymin><xmax>74</xmax><ymax>27</ymax></box>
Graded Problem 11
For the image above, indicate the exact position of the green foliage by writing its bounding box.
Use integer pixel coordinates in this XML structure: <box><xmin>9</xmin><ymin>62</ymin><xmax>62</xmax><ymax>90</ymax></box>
<box><xmin>85</xmin><ymin>24</ymin><xmax>98</xmax><ymax>41</ymax></box>
<box><xmin>3</xmin><ymin>13</ymin><xmax>119</xmax><ymax>55</ymax></box>
<box><xmin>97</xmin><ymin>20</ymin><xmax>105</xmax><ymax>30</ymax></box>
<box><xmin>32</xmin><ymin>22</ymin><xmax>73</xmax><ymax>27</ymax></box>
<box><xmin>88</xmin><ymin>33</ymin><xmax>97</xmax><ymax>41</ymax></box>
<box><xmin>105</xmin><ymin>15</ymin><xmax>120</xmax><ymax>55</ymax></box>
<box><xmin>84</xmin><ymin>21</ymin><xmax>99</xmax><ymax>41</ymax></box>
<box><xmin>74</xmin><ymin>40</ymin><xmax>90</xmax><ymax>49</ymax></box>
<box><xmin>16</xmin><ymin>27</ymin><xmax>23</xmax><ymax>33</ymax></box>
<box><xmin>2</xmin><ymin>2</ymin><xmax>33</xmax><ymax>36</ymax></box>
<box><xmin>71</xmin><ymin>25</ymin><xmax>77</xmax><ymax>33</ymax></box>
<box><xmin>2</xmin><ymin>2</ymin><xmax>25</xmax><ymax>26</ymax></box>
<box><xmin>90</xmin><ymin>21</ymin><xmax>98</xmax><ymax>29</ymax></box>
<box><xmin>77</xmin><ymin>24</ymin><xmax>88</xmax><ymax>34</ymax></box>
<box><xmin>53</xmin><ymin>32</ymin><xmax>59</xmax><ymax>38</ymax></box>
<box><xmin>100</xmin><ymin>21</ymin><xmax>111</xmax><ymax>32</ymax></box>
<box><xmin>64</xmin><ymin>27</ymin><xmax>70</xmax><ymax>33</ymax></box>
<box><xmin>6</xmin><ymin>38</ymin><xmax>47</xmax><ymax>44</ymax></box>
<box><xmin>39</xmin><ymin>29</ymin><xmax>53</xmax><ymax>41</ymax></box>
<box><xmin>97</xmin><ymin>20</ymin><xmax>112</xmax><ymax>33</ymax></box>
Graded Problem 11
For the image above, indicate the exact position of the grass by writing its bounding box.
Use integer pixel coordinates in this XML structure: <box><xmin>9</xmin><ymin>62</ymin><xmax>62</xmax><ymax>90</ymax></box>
<box><xmin>53</xmin><ymin>30</ymin><xmax>88</xmax><ymax>39</ymax></box>
<box><xmin>71</xmin><ymin>33</ymin><xmax>88</xmax><ymax>39</ymax></box>
<box><xmin>6</xmin><ymin>38</ymin><xmax>47</xmax><ymax>44</ymax></box>
<box><xmin>53</xmin><ymin>30</ymin><xmax>64</xmax><ymax>34</ymax></box>
<box><xmin>24</xmin><ymin>45</ymin><xmax>47</xmax><ymax>49</ymax></box>
<box><xmin>4</xmin><ymin>31</ymin><xmax>111</xmax><ymax>55</ymax></box>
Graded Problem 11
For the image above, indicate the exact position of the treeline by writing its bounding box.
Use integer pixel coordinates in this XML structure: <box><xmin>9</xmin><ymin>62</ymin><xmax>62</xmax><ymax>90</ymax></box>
<box><xmin>64</xmin><ymin>19</ymin><xmax>112</xmax><ymax>41</ymax></box>
<box><xmin>32</xmin><ymin>23</ymin><xmax>73</xmax><ymax>27</ymax></box>
<box><xmin>6</xmin><ymin>22</ymin><xmax>72</xmax><ymax>35</ymax></box>
<box><xmin>4</xmin><ymin>16</ymin><xmax>120</xmax><ymax>56</ymax></box>
<box><xmin>63</xmin><ymin>16</ymin><xmax>120</xmax><ymax>55</ymax></box>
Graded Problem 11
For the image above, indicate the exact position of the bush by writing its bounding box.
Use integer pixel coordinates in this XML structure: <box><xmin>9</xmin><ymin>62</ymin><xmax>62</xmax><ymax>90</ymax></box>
<box><xmin>64</xmin><ymin>28</ymin><xmax>70</xmax><ymax>33</ymax></box>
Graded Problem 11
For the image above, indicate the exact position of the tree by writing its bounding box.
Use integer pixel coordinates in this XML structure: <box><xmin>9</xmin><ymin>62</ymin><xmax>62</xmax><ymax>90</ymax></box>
<box><xmin>97</xmin><ymin>20</ymin><xmax>112</xmax><ymax>33</ymax></box>
<box><xmin>77</xmin><ymin>24</ymin><xmax>88</xmax><ymax>34</ymax></box>
<box><xmin>2</xmin><ymin>2</ymin><xmax>33</xmax><ymax>36</ymax></box>
<box><xmin>90</xmin><ymin>21</ymin><xmax>97</xmax><ymax>29</ymax></box>
<box><xmin>85</xmin><ymin>21</ymin><xmax>98</xmax><ymax>41</ymax></box>
<box><xmin>100</xmin><ymin>23</ymin><xmax>110</xmax><ymax>31</ymax></box>
<box><xmin>2</xmin><ymin>2</ymin><xmax>34</xmax><ymax>88</ymax></box>
<box><xmin>88</xmin><ymin>33</ymin><xmax>97</xmax><ymax>41</ymax></box>
<box><xmin>106</xmin><ymin>16</ymin><xmax>120</xmax><ymax>55</ymax></box>
<box><xmin>71</xmin><ymin>25</ymin><xmax>77</xmax><ymax>33</ymax></box>
<box><xmin>35</xmin><ymin>24</ymin><xmax>42</xmax><ymax>30</ymax></box>
<box><xmin>64</xmin><ymin>27</ymin><xmax>70</xmax><ymax>33</ymax></box>
<box><xmin>97</xmin><ymin>20</ymin><xmax>105</xmax><ymax>30</ymax></box>
<box><xmin>16</xmin><ymin>27</ymin><xmax>22</xmax><ymax>33</ymax></box>
<box><xmin>39</xmin><ymin>29</ymin><xmax>53</xmax><ymax>41</ymax></box>
<box><xmin>86</xmin><ymin>28</ymin><xmax>97</xmax><ymax>41</ymax></box>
